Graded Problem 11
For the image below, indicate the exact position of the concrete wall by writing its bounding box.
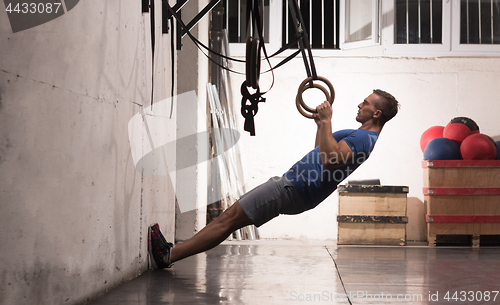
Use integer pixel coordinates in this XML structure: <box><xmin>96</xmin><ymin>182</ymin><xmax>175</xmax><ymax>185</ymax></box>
<box><xmin>230</xmin><ymin>54</ymin><xmax>500</xmax><ymax>240</ymax></box>
<box><xmin>0</xmin><ymin>1</ymin><xmax>177</xmax><ymax>304</ymax></box>
<box><xmin>175</xmin><ymin>0</ymin><xmax>209</xmax><ymax>242</ymax></box>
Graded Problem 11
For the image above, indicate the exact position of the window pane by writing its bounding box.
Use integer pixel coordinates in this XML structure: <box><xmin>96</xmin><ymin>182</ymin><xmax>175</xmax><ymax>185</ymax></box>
<box><xmin>311</xmin><ymin>0</ymin><xmax>323</xmax><ymax>48</ymax></box>
<box><xmin>495</xmin><ymin>1</ymin><xmax>500</xmax><ymax>43</ymax></box>
<box><xmin>432</xmin><ymin>0</ymin><xmax>442</xmax><ymax>43</ymax></box>
<box><xmin>468</xmin><ymin>0</ymin><xmax>480</xmax><ymax>44</ymax></box>
<box><xmin>408</xmin><ymin>0</ymin><xmax>419</xmax><ymax>43</ymax></box>
<box><xmin>323</xmin><ymin>0</ymin><xmax>336</xmax><ymax>48</ymax></box>
<box><xmin>225</xmin><ymin>0</ymin><xmax>270</xmax><ymax>43</ymax></box>
<box><xmin>283</xmin><ymin>0</ymin><xmax>298</xmax><ymax>48</ymax></box>
<box><xmin>395</xmin><ymin>0</ymin><xmax>442</xmax><ymax>44</ymax></box>
<box><xmin>226</xmin><ymin>0</ymin><xmax>239</xmax><ymax>43</ymax></box>
<box><xmin>460</xmin><ymin>0</ymin><xmax>500</xmax><ymax>45</ymax></box>
<box><xmin>395</xmin><ymin>0</ymin><xmax>407</xmax><ymax>43</ymax></box>
<box><xmin>481</xmin><ymin>0</ymin><xmax>492</xmax><ymax>44</ymax></box>
<box><xmin>283</xmin><ymin>0</ymin><xmax>340</xmax><ymax>49</ymax></box>
<box><xmin>345</xmin><ymin>0</ymin><xmax>372</xmax><ymax>43</ymax></box>
<box><xmin>420</xmin><ymin>1</ymin><xmax>432</xmax><ymax>43</ymax></box>
<box><xmin>460</xmin><ymin>0</ymin><xmax>467</xmax><ymax>43</ymax></box>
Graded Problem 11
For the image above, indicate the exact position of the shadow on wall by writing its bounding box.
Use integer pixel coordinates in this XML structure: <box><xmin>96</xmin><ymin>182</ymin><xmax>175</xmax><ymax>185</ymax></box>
<box><xmin>407</xmin><ymin>197</ymin><xmax>426</xmax><ymax>242</ymax></box>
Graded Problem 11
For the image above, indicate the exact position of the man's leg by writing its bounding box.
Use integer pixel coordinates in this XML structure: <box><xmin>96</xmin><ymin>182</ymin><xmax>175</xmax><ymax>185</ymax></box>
<box><xmin>169</xmin><ymin>200</ymin><xmax>253</xmax><ymax>263</ymax></box>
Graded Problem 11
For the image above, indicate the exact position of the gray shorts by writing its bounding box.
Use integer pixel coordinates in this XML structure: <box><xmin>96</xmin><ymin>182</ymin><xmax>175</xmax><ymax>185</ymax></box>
<box><xmin>239</xmin><ymin>176</ymin><xmax>307</xmax><ymax>227</ymax></box>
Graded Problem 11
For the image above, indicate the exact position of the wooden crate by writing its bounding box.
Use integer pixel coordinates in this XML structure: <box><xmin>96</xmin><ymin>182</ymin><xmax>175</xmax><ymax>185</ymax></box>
<box><xmin>423</xmin><ymin>160</ymin><xmax>500</xmax><ymax>247</ymax></box>
<box><xmin>337</xmin><ymin>185</ymin><xmax>409</xmax><ymax>246</ymax></box>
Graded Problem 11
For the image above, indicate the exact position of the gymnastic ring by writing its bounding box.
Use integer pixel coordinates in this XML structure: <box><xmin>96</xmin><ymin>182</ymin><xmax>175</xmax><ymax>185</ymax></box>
<box><xmin>245</xmin><ymin>37</ymin><xmax>261</xmax><ymax>89</ymax></box>
<box><xmin>295</xmin><ymin>83</ymin><xmax>330</xmax><ymax>119</ymax></box>
<box><xmin>296</xmin><ymin>76</ymin><xmax>335</xmax><ymax>119</ymax></box>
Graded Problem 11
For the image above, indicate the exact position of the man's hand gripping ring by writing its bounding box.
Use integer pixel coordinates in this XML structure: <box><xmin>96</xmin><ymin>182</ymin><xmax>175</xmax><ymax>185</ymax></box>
<box><xmin>295</xmin><ymin>76</ymin><xmax>335</xmax><ymax>119</ymax></box>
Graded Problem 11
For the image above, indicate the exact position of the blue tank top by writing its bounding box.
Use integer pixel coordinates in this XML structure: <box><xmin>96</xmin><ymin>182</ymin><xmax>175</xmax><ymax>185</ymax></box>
<box><xmin>283</xmin><ymin>129</ymin><xmax>379</xmax><ymax>209</ymax></box>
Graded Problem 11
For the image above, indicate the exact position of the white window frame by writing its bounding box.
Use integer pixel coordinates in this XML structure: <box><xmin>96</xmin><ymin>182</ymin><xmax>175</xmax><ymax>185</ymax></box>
<box><xmin>339</xmin><ymin>0</ymin><xmax>381</xmax><ymax>50</ymax></box>
<box><xmin>382</xmin><ymin>0</ymin><xmax>452</xmax><ymax>55</ymax></box>
<box><xmin>451</xmin><ymin>0</ymin><xmax>500</xmax><ymax>53</ymax></box>
<box><xmin>382</xmin><ymin>0</ymin><xmax>500</xmax><ymax>55</ymax></box>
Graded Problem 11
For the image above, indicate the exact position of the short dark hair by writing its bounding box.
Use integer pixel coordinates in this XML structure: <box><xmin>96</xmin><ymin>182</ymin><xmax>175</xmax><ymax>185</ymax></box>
<box><xmin>373</xmin><ymin>89</ymin><xmax>400</xmax><ymax>125</ymax></box>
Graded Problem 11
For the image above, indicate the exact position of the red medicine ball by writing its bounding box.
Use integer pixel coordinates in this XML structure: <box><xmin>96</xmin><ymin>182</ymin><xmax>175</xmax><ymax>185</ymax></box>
<box><xmin>443</xmin><ymin>121</ymin><xmax>473</xmax><ymax>145</ymax></box>
<box><xmin>460</xmin><ymin>134</ymin><xmax>497</xmax><ymax>160</ymax></box>
<box><xmin>420</xmin><ymin>126</ymin><xmax>444</xmax><ymax>152</ymax></box>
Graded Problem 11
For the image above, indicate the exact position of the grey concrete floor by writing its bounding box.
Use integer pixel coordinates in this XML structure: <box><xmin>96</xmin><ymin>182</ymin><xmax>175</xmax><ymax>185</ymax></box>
<box><xmin>90</xmin><ymin>240</ymin><xmax>500</xmax><ymax>304</ymax></box>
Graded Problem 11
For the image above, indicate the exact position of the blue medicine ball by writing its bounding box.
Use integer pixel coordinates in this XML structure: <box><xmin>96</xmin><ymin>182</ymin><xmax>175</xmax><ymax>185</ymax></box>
<box><xmin>496</xmin><ymin>141</ymin><xmax>500</xmax><ymax>160</ymax></box>
<box><xmin>423</xmin><ymin>137</ymin><xmax>461</xmax><ymax>160</ymax></box>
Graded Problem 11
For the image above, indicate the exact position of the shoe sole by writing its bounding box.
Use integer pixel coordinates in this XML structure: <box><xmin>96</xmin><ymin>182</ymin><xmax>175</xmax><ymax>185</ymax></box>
<box><xmin>148</xmin><ymin>224</ymin><xmax>159</xmax><ymax>270</ymax></box>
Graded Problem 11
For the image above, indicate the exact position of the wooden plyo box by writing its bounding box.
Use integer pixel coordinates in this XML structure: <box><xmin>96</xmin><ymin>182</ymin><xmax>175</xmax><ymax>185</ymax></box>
<box><xmin>337</xmin><ymin>185</ymin><xmax>409</xmax><ymax>246</ymax></box>
<box><xmin>423</xmin><ymin>160</ymin><xmax>500</xmax><ymax>247</ymax></box>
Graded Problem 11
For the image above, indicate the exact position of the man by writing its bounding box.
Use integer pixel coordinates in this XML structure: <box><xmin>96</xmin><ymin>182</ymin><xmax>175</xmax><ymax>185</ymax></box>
<box><xmin>149</xmin><ymin>89</ymin><xmax>400</xmax><ymax>269</ymax></box>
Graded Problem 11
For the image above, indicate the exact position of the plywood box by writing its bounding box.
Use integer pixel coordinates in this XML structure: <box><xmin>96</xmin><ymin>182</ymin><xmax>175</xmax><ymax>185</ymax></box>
<box><xmin>423</xmin><ymin>160</ymin><xmax>500</xmax><ymax>247</ymax></box>
<box><xmin>337</xmin><ymin>185</ymin><xmax>409</xmax><ymax>246</ymax></box>
<box><xmin>423</xmin><ymin>160</ymin><xmax>500</xmax><ymax>188</ymax></box>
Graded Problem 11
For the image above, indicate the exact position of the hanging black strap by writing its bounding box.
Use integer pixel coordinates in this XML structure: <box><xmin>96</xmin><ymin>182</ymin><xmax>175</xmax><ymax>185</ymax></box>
<box><xmin>240</xmin><ymin>81</ymin><xmax>265</xmax><ymax>136</ymax></box>
<box><xmin>169</xmin><ymin>15</ymin><xmax>175</xmax><ymax>118</ymax></box>
<box><xmin>240</xmin><ymin>0</ymin><xmax>265</xmax><ymax>136</ymax></box>
<box><xmin>251</xmin><ymin>0</ymin><xmax>273</xmax><ymax>94</ymax></box>
<box><xmin>150</xmin><ymin>0</ymin><xmax>156</xmax><ymax>108</ymax></box>
<box><xmin>245</xmin><ymin>0</ymin><xmax>252</xmax><ymax>39</ymax></box>
<box><xmin>262</xmin><ymin>49</ymin><xmax>301</xmax><ymax>73</ymax></box>
<box><xmin>287</xmin><ymin>0</ymin><xmax>317</xmax><ymax>85</ymax></box>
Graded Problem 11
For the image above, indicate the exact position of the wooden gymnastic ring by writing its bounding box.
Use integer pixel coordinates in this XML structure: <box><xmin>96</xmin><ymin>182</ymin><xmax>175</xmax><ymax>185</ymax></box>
<box><xmin>245</xmin><ymin>37</ymin><xmax>261</xmax><ymax>89</ymax></box>
<box><xmin>296</xmin><ymin>76</ymin><xmax>335</xmax><ymax>119</ymax></box>
<box><xmin>295</xmin><ymin>83</ymin><xmax>330</xmax><ymax>119</ymax></box>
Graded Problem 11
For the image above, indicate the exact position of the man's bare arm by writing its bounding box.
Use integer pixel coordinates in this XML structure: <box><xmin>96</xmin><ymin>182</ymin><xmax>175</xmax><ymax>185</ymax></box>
<box><xmin>316</xmin><ymin>102</ymin><xmax>354</xmax><ymax>169</ymax></box>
